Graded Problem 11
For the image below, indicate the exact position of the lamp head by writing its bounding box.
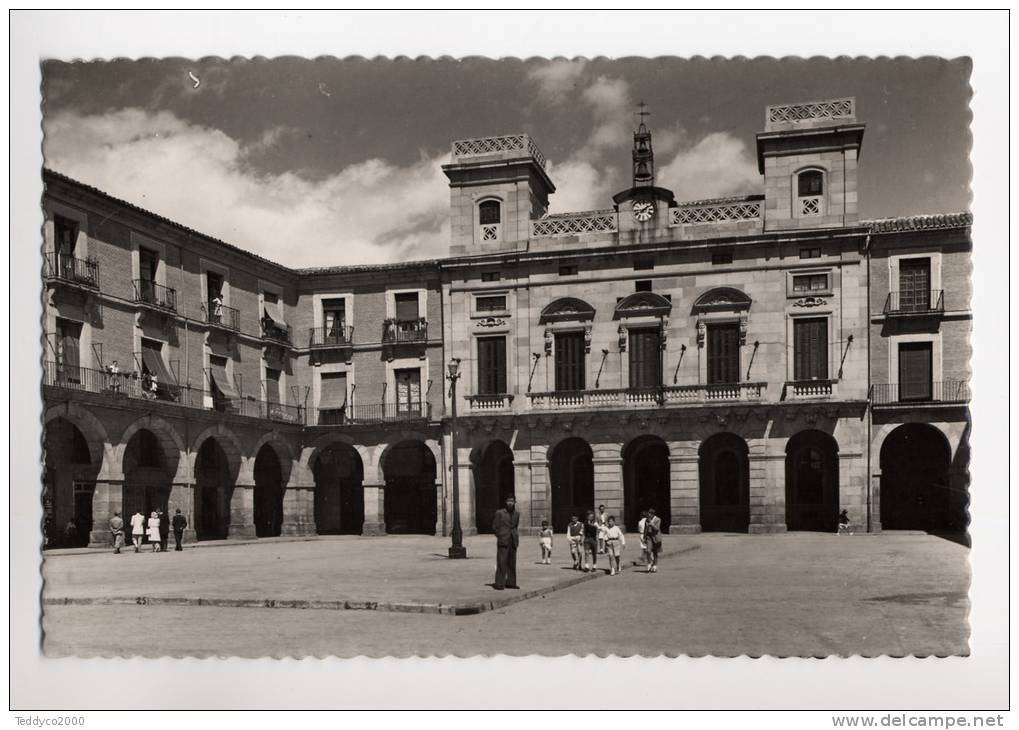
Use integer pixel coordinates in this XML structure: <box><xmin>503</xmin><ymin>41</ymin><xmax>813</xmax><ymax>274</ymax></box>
<box><xmin>447</xmin><ymin>358</ymin><xmax>461</xmax><ymax>378</ymax></box>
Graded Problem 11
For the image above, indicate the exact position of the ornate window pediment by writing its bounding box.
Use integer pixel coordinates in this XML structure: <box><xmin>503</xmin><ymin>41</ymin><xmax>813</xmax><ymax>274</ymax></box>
<box><xmin>692</xmin><ymin>287</ymin><xmax>752</xmax><ymax>313</ymax></box>
<box><xmin>539</xmin><ymin>297</ymin><xmax>596</xmax><ymax>324</ymax></box>
<box><xmin>614</xmin><ymin>291</ymin><xmax>672</xmax><ymax>319</ymax></box>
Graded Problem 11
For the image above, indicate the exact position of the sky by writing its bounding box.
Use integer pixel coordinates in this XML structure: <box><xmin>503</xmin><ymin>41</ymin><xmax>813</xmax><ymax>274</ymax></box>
<box><xmin>42</xmin><ymin>57</ymin><xmax>972</xmax><ymax>268</ymax></box>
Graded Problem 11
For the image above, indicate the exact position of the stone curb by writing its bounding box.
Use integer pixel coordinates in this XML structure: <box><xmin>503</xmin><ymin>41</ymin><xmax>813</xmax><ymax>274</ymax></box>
<box><xmin>44</xmin><ymin>544</ymin><xmax>701</xmax><ymax>617</ymax></box>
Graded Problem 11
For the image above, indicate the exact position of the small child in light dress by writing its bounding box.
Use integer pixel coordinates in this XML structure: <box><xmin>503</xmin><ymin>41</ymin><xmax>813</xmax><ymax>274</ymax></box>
<box><xmin>539</xmin><ymin>520</ymin><xmax>554</xmax><ymax>565</ymax></box>
<box><xmin>604</xmin><ymin>516</ymin><xmax>626</xmax><ymax>575</ymax></box>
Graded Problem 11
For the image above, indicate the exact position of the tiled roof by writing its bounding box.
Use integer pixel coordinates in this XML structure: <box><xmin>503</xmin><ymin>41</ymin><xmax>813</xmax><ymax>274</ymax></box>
<box><xmin>675</xmin><ymin>193</ymin><xmax>766</xmax><ymax>207</ymax></box>
<box><xmin>298</xmin><ymin>259</ymin><xmax>441</xmax><ymax>275</ymax></box>
<box><xmin>864</xmin><ymin>212</ymin><xmax>972</xmax><ymax>233</ymax></box>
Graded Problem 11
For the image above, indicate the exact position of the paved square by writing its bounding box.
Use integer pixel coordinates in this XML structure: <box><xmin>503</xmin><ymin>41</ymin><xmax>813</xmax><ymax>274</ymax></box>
<box><xmin>42</xmin><ymin>533</ymin><xmax>969</xmax><ymax>657</ymax></box>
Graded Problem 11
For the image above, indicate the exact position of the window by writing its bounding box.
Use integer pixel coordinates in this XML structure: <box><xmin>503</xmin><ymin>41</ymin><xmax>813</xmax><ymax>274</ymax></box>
<box><xmin>54</xmin><ymin>215</ymin><xmax>78</xmax><ymax>255</ymax></box>
<box><xmin>55</xmin><ymin>318</ymin><xmax>82</xmax><ymax>383</ymax></box>
<box><xmin>394</xmin><ymin>368</ymin><xmax>422</xmax><ymax>414</ymax></box>
<box><xmin>634</xmin><ymin>257</ymin><xmax>655</xmax><ymax>271</ymax></box>
<box><xmin>206</xmin><ymin>272</ymin><xmax>224</xmax><ymax>321</ymax></box>
<box><xmin>635</xmin><ymin>280</ymin><xmax>653</xmax><ymax>292</ymax></box>
<box><xmin>208</xmin><ymin>354</ymin><xmax>239</xmax><ymax>410</ymax></box>
<box><xmin>139</xmin><ymin>247</ymin><xmax>159</xmax><ymax>282</ymax></box>
<box><xmin>477</xmin><ymin>336</ymin><xmax>507</xmax><ymax>395</ymax></box>
<box><xmin>800</xmin><ymin>247</ymin><xmax>822</xmax><ymax>259</ymax></box>
<box><xmin>898</xmin><ymin>342</ymin><xmax>933</xmax><ymax>401</ymax></box>
<box><xmin>554</xmin><ymin>331</ymin><xmax>586</xmax><ymax>392</ymax></box>
<box><xmin>797</xmin><ymin>170</ymin><xmax>825</xmax><ymax>217</ymax></box>
<box><xmin>323</xmin><ymin>298</ymin><xmax>346</xmax><ymax>332</ymax></box>
<box><xmin>792</xmin><ymin>273</ymin><xmax>830</xmax><ymax>294</ymax></box>
<box><xmin>265</xmin><ymin>367</ymin><xmax>281</xmax><ymax>405</ymax></box>
<box><xmin>707</xmin><ymin>323</ymin><xmax>740</xmax><ymax>385</ymax></box>
<box><xmin>898</xmin><ymin>258</ymin><xmax>932</xmax><ymax>311</ymax></box>
<box><xmin>318</xmin><ymin>371</ymin><xmax>348</xmax><ymax>423</ymax></box>
<box><xmin>558</xmin><ymin>263</ymin><xmax>578</xmax><ymax>277</ymax></box>
<box><xmin>481</xmin><ymin>271</ymin><xmax>501</xmax><ymax>282</ymax></box>
<box><xmin>141</xmin><ymin>338</ymin><xmax>176</xmax><ymax>400</ymax></box>
<box><xmin>264</xmin><ymin>291</ymin><xmax>279</xmax><ymax>305</ymax></box>
<box><xmin>711</xmin><ymin>250</ymin><xmax>733</xmax><ymax>265</ymax></box>
<box><xmin>394</xmin><ymin>292</ymin><xmax>420</xmax><ymax>321</ymax></box>
<box><xmin>793</xmin><ymin>318</ymin><xmax>828</xmax><ymax>381</ymax></box>
<box><xmin>628</xmin><ymin>328</ymin><xmax>661</xmax><ymax>389</ymax></box>
<box><xmin>476</xmin><ymin>295</ymin><xmax>507</xmax><ymax>313</ymax></box>
<box><xmin>479</xmin><ymin>200</ymin><xmax>501</xmax><ymax>225</ymax></box>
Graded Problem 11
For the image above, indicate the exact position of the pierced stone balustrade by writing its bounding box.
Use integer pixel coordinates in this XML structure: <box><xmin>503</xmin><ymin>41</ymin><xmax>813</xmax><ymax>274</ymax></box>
<box><xmin>670</xmin><ymin>197</ymin><xmax>763</xmax><ymax>227</ymax></box>
<box><xmin>451</xmin><ymin>134</ymin><xmax>547</xmax><ymax>169</ymax></box>
<box><xmin>531</xmin><ymin>210</ymin><xmax>618</xmax><ymax>238</ymax></box>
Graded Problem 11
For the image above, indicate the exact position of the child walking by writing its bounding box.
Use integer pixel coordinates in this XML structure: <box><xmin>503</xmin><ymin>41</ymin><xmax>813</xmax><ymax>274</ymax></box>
<box><xmin>539</xmin><ymin>520</ymin><xmax>554</xmax><ymax>564</ymax></box>
<box><xmin>604</xmin><ymin>516</ymin><xmax>626</xmax><ymax>575</ymax></box>
<box><xmin>566</xmin><ymin>515</ymin><xmax>584</xmax><ymax>570</ymax></box>
<box><xmin>582</xmin><ymin>511</ymin><xmax>599</xmax><ymax>572</ymax></box>
<box><xmin>637</xmin><ymin>510</ymin><xmax>649</xmax><ymax>566</ymax></box>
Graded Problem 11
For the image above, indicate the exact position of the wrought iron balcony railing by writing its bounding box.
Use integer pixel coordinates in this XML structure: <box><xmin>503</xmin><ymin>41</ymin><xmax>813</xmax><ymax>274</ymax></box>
<box><xmin>383</xmin><ymin>317</ymin><xmax>428</xmax><ymax>344</ymax></box>
<box><xmin>308</xmin><ymin>325</ymin><xmax>354</xmax><ymax>348</ymax></box>
<box><xmin>306</xmin><ymin>401</ymin><xmax>432</xmax><ymax>426</ymax></box>
<box><xmin>229</xmin><ymin>397</ymin><xmax>304</xmax><ymax>423</ymax></box>
<box><xmin>45</xmin><ymin>253</ymin><xmax>100</xmax><ymax>289</ymax></box>
<box><xmin>206</xmin><ymin>302</ymin><xmax>240</xmax><ymax>331</ymax></box>
<box><xmin>133</xmin><ymin>279</ymin><xmax>177</xmax><ymax>312</ymax></box>
<box><xmin>870</xmin><ymin>380</ymin><xmax>970</xmax><ymax>406</ymax></box>
<box><xmin>884</xmin><ymin>289</ymin><xmax>945</xmax><ymax>316</ymax></box>
<box><xmin>261</xmin><ymin>319</ymin><xmax>292</xmax><ymax>345</ymax></box>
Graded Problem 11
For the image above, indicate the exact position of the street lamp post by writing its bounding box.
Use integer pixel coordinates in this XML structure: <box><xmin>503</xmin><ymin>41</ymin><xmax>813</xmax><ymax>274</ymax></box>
<box><xmin>447</xmin><ymin>358</ymin><xmax>467</xmax><ymax>559</ymax></box>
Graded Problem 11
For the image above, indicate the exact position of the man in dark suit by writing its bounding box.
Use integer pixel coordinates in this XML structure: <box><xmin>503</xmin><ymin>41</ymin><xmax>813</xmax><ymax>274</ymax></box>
<box><xmin>491</xmin><ymin>495</ymin><xmax>520</xmax><ymax>590</ymax></box>
<box><xmin>171</xmin><ymin>509</ymin><xmax>188</xmax><ymax>551</ymax></box>
<box><xmin>157</xmin><ymin>508</ymin><xmax>170</xmax><ymax>552</ymax></box>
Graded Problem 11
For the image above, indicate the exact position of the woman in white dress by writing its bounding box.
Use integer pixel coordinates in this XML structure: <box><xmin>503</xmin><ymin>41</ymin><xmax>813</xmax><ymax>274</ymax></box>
<box><xmin>147</xmin><ymin>511</ymin><xmax>161</xmax><ymax>552</ymax></box>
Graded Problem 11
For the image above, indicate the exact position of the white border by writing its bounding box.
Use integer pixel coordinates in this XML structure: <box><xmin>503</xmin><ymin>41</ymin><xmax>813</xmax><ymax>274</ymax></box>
<box><xmin>10</xmin><ymin>9</ymin><xmax>1009</xmax><ymax>713</ymax></box>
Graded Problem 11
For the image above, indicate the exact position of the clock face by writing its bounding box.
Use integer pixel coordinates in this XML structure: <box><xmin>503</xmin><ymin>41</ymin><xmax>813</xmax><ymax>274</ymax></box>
<box><xmin>633</xmin><ymin>200</ymin><xmax>655</xmax><ymax>222</ymax></box>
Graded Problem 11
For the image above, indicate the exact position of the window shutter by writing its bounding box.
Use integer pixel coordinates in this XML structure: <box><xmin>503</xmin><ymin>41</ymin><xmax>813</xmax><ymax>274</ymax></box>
<box><xmin>899</xmin><ymin>343</ymin><xmax>933</xmax><ymax>400</ymax></box>
<box><xmin>899</xmin><ymin>259</ymin><xmax>931</xmax><ymax>311</ymax></box>
<box><xmin>265</xmin><ymin>368</ymin><xmax>281</xmax><ymax>404</ymax></box>
<box><xmin>628</xmin><ymin>329</ymin><xmax>661</xmax><ymax>389</ymax></box>
<box><xmin>555</xmin><ymin>332</ymin><xmax>585</xmax><ymax>391</ymax></box>
<box><xmin>794</xmin><ymin>318</ymin><xmax>827</xmax><ymax>380</ymax></box>
<box><xmin>395</xmin><ymin>293</ymin><xmax>419</xmax><ymax>321</ymax></box>
<box><xmin>478</xmin><ymin>337</ymin><xmax>506</xmax><ymax>395</ymax></box>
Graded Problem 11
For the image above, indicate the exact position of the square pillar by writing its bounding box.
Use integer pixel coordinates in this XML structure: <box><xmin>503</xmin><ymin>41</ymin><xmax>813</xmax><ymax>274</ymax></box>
<box><xmin>168</xmin><ymin>483</ymin><xmax>196</xmax><ymax>544</ymax></box>
<box><xmin>869</xmin><ymin>470</ymin><xmax>882</xmax><ymax>533</ymax></box>
<box><xmin>839</xmin><ymin>452</ymin><xmax>867</xmax><ymax>533</ymax></box>
<box><xmin>593</xmin><ymin>456</ymin><xmax>623</xmax><ymax>518</ymax></box>
<box><xmin>228</xmin><ymin>484</ymin><xmax>256</xmax><ymax>539</ymax></box>
<box><xmin>455</xmin><ymin>461</ymin><xmax>477</xmax><ymax>536</ymax></box>
<box><xmin>669</xmin><ymin>456</ymin><xmax>700</xmax><ymax>534</ymax></box>
<box><xmin>282</xmin><ymin>486</ymin><xmax>316</xmax><ymax>536</ymax></box>
<box><xmin>513</xmin><ymin>459</ymin><xmax>533</xmax><ymax>535</ymax></box>
<box><xmin>362</xmin><ymin>482</ymin><xmax>385</xmax><ymax>536</ymax></box>
<box><xmin>88</xmin><ymin>479</ymin><xmax>124</xmax><ymax>547</ymax></box>
<box><xmin>749</xmin><ymin>453</ymin><xmax>786</xmax><ymax>534</ymax></box>
<box><xmin>527</xmin><ymin>452</ymin><xmax>549</xmax><ymax>535</ymax></box>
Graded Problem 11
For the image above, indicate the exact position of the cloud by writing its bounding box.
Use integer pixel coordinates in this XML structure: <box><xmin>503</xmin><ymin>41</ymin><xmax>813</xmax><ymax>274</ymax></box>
<box><xmin>42</xmin><ymin>108</ymin><xmax>450</xmax><ymax>267</ymax></box>
<box><xmin>527</xmin><ymin>60</ymin><xmax>587</xmax><ymax>103</ymax></box>
<box><xmin>658</xmin><ymin>132</ymin><xmax>763</xmax><ymax>201</ymax></box>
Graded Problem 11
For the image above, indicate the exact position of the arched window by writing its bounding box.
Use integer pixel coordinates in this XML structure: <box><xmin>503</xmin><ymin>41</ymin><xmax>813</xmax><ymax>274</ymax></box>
<box><xmin>796</xmin><ymin>169</ymin><xmax>825</xmax><ymax>217</ymax></box>
<box><xmin>478</xmin><ymin>200</ymin><xmax>502</xmax><ymax>242</ymax></box>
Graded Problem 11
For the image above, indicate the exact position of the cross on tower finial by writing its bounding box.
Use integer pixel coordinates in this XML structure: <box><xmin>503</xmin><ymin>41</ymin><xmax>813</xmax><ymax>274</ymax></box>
<box><xmin>635</xmin><ymin>100</ymin><xmax>650</xmax><ymax>124</ymax></box>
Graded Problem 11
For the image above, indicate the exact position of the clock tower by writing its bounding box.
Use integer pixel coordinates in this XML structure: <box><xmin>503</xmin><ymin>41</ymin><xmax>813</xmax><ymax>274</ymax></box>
<box><xmin>613</xmin><ymin>102</ymin><xmax>675</xmax><ymax>233</ymax></box>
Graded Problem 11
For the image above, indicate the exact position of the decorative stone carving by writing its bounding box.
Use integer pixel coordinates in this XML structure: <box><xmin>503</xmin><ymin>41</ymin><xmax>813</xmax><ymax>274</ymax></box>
<box><xmin>693</xmin><ymin>287</ymin><xmax>752</xmax><ymax>312</ymax></box>
<box><xmin>696</xmin><ymin>322</ymin><xmax>706</xmax><ymax>348</ymax></box>
<box><xmin>614</xmin><ymin>291</ymin><xmax>672</xmax><ymax>318</ymax></box>
<box><xmin>739</xmin><ymin>313</ymin><xmax>749</xmax><ymax>345</ymax></box>
<box><xmin>477</xmin><ymin>316</ymin><xmax>507</xmax><ymax>327</ymax></box>
<box><xmin>660</xmin><ymin>315</ymin><xmax>669</xmax><ymax>349</ymax></box>
<box><xmin>584</xmin><ymin>326</ymin><xmax>592</xmax><ymax>353</ymax></box>
<box><xmin>618</xmin><ymin>325</ymin><xmax>627</xmax><ymax>352</ymax></box>
<box><xmin>540</xmin><ymin>297</ymin><xmax>596</xmax><ymax>324</ymax></box>
<box><xmin>793</xmin><ymin>296</ymin><xmax>827</xmax><ymax>308</ymax></box>
<box><xmin>544</xmin><ymin>328</ymin><xmax>553</xmax><ymax>355</ymax></box>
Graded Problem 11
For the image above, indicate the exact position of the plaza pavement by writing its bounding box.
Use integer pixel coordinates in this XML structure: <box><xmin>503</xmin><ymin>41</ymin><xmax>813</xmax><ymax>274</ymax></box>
<box><xmin>42</xmin><ymin>532</ymin><xmax>969</xmax><ymax>658</ymax></box>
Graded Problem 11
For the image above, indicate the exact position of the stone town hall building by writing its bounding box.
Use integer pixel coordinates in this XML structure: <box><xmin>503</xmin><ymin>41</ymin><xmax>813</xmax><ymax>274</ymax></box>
<box><xmin>41</xmin><ymin>97</ymin><xmax>971</xmax><ymax>548</ymax></box>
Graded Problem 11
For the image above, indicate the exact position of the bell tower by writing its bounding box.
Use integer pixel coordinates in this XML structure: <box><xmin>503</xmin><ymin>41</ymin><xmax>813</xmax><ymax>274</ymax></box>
<box><xmin>632</xmin><ymin>101</ymin><xmax>655</xmax><ymax>187</ymax></box>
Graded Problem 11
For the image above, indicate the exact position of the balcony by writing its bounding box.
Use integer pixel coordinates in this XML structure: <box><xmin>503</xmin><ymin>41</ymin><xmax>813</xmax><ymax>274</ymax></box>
<box><xmin>884</xmin><ymin>289</ymin><xmax>945</xmax><ymax>317</ymax></box>
<box><xmin>871</xmin><ymin>380</ymin><xmax>970</xmax><ymax>408</ymax></box>
<box><xmin>784</xmin><ymin>379</ymin><xmax>837</xmax><ymax>400</ymax></box>
<box><xmin>466</xmin><ymin>394</ymin><xmax>514</xmax><ymax>412</ymax></box>
<box><xmin>133</xmin><ymin>280</ymin><xmax>177</xmax><ymax>312</ymax></box>
<box><xmin>306</xmin><ymin>401</ymin><xmax>432</xmax><ymax>426</ymax></box>
<box><xmin>308</xmin><ymin>325</ymin><xmax>354</xmax><ymax>349</ymax></box>
<box><xmin>45</xmin><ymin>253</ymin><xmax>100</xmax><ymax>290</ymax></box>
<box><xmin>526</xmin><ymin>383</ymin><xmax>767</xmax><ymax>409</ymax></box>
<box><xmin>230</xmin><ymin>397</ymin><xmax>304</xmax><ymax>423</ymax></box>
<box><xmin>206</xmin><ymin>302</ymin><xmax>240</xmax><ymax>332</ymax></box>
<box><xmin>383</xmin><ymin>318</ymin><xmax>428</xmax><ymax>344</ymax></box>
<box><xmin>260</xmin><ymin>319</ymin><xmax>292</xmax><ymax>346</ymax></box>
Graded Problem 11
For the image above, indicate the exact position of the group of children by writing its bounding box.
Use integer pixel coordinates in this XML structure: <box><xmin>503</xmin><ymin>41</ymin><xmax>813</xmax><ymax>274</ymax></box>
<box><xmin>538</xmin><ymin>504</ymin><xmax>663</xmax><ymax>576</ymax></box>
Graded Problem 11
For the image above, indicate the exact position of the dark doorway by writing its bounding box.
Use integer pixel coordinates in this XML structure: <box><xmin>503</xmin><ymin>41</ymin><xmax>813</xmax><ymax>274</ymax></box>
<box><xmin>549</xmin><ymin>437</ymin><xmax>594</xmax><ymax>532</ymax></box>
<box><xmin>785</xmin><ymin>430</ymin><xmax>839</xmax><ymax>532</ymax></box>
<box><xmin>122</xmin><ymin>428</ymin><xmax>174</xmax><ymax>545</ymax></box>
<box><xmin>254</xmin><ymin>444</ymin><xmax>284</xmax><ymax>538</ymax></box>
<box><xmin>382</xmin><ymin>441</ymin><xmax>437</xmax><ymax>535</ymax></box>
<box><xmin>623</xmin><ymin>435</ymin><xmax>671</xmax><ymax>532</ymax></box>
<box><xmin>195</xmin><ymin>438</ymin><xmax>233</xmax><ymax>540</ymax></box>
<box><xmin>880</xmin><ymin>424</ymin><xmax>959</xmax><ymax>532</ymax></box>
<box><xmin>313</xmin><ymin>442</ymin><xmax>364</xmax><ymax>534</ymax></box>
<box><xmin>473</xmin><ymin>440</ymin><xmax>515</xmax><ymax>534</ymax></box>
<box><xmin>43</xmin><ymin>418</ymin><xmax>97</xmax><ymax>548</ymax></box>
<box><xmin>699</xmin><ymin>433</ymin><xmax>750</xmax><ymax>532</ymax></box>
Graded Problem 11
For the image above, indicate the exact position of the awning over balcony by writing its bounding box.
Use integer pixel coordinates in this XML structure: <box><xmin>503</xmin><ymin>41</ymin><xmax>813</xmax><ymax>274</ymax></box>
<box><xmin>319</xmin><ymin>372</ymin><xmax>347</xmax><ymax>409</ymax></box>
<box><xmin>263</xmin><ymin>307</ymin><xmax>282</xmax><ymax>326</ymax></box>
<box><xmin>141</xmin><ymin>343</ymin><xmax>174</xmax><ymax>385</ymax></box>
<box><xmin>209</xmin><ymin>361</ymin><xmax>240</xmax><ymax>401</ymax></box>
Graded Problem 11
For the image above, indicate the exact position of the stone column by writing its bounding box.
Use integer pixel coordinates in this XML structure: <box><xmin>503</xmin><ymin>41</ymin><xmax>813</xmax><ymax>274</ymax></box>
<box><xmin>168</xmin><ymin>483</ymin><xmax>196</xmax><ymax>544</ymax></box>
<box><xmin>456</xmin><ymin>456</ymin><xmax>477</xmax><ymax>536</ymax></box>
<box><xmin>869</xmin><ymin>469</ymin><xmax>882</xmax><ymax>533</ymax></box>
<box><xmin>88</xmin><ymin>479</ymin><xmax>124</xmax><ymax>547</ymax></box>
<box><xmin>513</xmin><ymin>458</ymin><xmax>533</xmax><ymax>535</ymax></box>
<box><xmin>362</xmin><ymin>482</ymin><xmax>386</xmax><ymax>536</ymax></box>
<box><xmin>749</xmin><ymin>453</ymin><xmax>785</xmax><ymax>534</ymax></box>
<box><xmin>281</xmin><ymin>486</ymin><xmax>316</xmax><ymax>536</ymax></box>
<box><xmin>669</xmin><ymin>455</ymin><xmax>700</xmax><ymax>534</ymax></box>
<box><xmin>593</xmin><ymin>455</ymin><xmax>624</xmax><ymax>518</ymax></box>
<box><xmin>228</xmin><ymin>484</ymin><xmax>256</xmax><ymax>539</ymax></box>
<box><xmin>527</xmin><ymin>449</ymin><xmax>550</xmax><ymax>534</ymax></box>
<box><xmin>839</xmin><ymin>452</ymin><xmax>867</xmax><ymax>533</ymax></box>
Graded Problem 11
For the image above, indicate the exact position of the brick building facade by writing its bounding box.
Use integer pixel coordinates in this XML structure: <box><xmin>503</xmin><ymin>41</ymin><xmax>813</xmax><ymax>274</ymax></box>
<box><xmin>40</xmin><ymin>97</ymin><xmax>971</xmax><ymax>548</ymax></box>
